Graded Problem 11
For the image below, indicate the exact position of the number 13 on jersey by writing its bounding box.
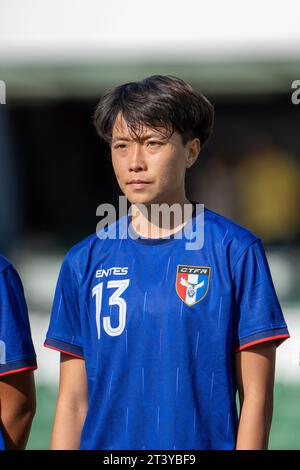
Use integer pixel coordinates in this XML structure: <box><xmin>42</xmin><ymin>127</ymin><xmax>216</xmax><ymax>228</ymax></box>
<box><xmin>92</xmin><ymin>279</ymin><xmax>130</xmax><ymax>339</ymax></box>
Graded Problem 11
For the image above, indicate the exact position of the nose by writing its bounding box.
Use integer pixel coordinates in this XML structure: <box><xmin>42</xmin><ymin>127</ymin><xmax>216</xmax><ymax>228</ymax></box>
<box><xmin>129</xmin><ymin>143</ymin><xmax>147</xmax><ymax>172</ymax></box>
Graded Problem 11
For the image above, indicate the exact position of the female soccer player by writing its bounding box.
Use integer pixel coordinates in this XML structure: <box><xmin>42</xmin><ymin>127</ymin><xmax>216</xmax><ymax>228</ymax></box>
<box><xmin>44</xmin><ymin>75</ymin><xmax>290</xmax><ymax>450</ymax></box>
<box><xmin>0</xmin><ymin>255</ymin><xmax>37</xmax><ymax>449</ymax></box>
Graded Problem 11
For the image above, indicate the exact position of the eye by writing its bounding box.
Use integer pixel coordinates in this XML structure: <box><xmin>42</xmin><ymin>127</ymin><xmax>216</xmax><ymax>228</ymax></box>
<box><xmin>147</xmin><ymin>141</ymin><xmax>161</xmax><ymax>147</ymax></box>
<box><xmin>114</xmin><ymin>144</ymin><xmax>126</xmax><ymax>149</ymax></box>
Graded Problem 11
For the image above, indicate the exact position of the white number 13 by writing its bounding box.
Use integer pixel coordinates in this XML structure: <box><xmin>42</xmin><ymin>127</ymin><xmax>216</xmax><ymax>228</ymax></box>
<box><xmin>92</xmin><ymin>279</ymin><xmax>130</xmax><ymax>339</ymax></box>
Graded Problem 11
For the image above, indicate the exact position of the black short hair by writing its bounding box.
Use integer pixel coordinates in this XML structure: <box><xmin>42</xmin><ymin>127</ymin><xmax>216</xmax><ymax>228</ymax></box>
<box><xmin>92</xmin><ymin>74</ymin><xmax>214</xmax><ymax>148</ymax></box>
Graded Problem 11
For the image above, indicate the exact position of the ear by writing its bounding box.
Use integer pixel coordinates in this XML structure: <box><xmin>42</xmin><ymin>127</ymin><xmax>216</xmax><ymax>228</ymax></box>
<box><xmin>186</xmin><ymin>138</ymin><xmax>201</xmax><ymax>169</ymax></box>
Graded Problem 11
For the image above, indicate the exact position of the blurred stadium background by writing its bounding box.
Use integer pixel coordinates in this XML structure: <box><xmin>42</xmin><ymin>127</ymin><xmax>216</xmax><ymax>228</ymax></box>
<box><xmin>0</xmin><ymin>0</ymin><xmax>299</xmax><ymax>449</ymax></box>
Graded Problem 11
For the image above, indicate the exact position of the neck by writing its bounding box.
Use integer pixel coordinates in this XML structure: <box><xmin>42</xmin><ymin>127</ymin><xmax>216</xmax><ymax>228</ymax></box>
<box><xmin>130</xmin><ymin>196</ymin><xmax>193</xmax><ymax>239</ymax></box>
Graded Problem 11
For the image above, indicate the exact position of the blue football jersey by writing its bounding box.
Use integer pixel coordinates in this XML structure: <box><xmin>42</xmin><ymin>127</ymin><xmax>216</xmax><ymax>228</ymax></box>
<box><xmin>44</xmin><ymin>202</ymin><xmax>290</xmax><ymax>450</ymax></box>
<box><xmin>0</xmin><ymin>255</ymin><xmax>37</xmax><ymax>450</ymax></box>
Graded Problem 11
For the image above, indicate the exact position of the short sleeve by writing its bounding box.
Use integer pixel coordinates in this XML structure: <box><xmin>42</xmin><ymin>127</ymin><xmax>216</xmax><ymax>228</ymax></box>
<box><xmin>0</xmin><ymin>265</ymin><xmax>37</xmax><ymax>377</ymax></box>
<box><xmin>44</xmin><ymin>253</ymin><xmax>84</xmax><ymax>359</ymax></box>
<box><xmin>232</xmin><ymin>239</ymin><xmax>290</xmax><ymax>352</ymax></box>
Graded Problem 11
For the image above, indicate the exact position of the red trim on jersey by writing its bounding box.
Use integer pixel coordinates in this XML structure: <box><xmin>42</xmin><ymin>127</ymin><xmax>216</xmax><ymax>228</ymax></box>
<box><xmin>0</xmin><ymin>365</ymin><xmax>37</xmax><ymax>377</ymax></box>
<box><xmin>235</xmin><ymin>333</ymin><xmax>290</xmax><ymax>352</ymax></box>
<box><xmin>44</xmin><ymin>343</ymin><xmax>84</xmax><ymax>359</ymax></box>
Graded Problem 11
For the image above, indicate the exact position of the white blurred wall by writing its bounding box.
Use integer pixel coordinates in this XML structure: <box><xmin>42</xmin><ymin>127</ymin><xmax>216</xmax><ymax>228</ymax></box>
<box><xmin>0</xmin><ymin>0</ymin><xmax>300</xmax><ymax>63</ymax></box>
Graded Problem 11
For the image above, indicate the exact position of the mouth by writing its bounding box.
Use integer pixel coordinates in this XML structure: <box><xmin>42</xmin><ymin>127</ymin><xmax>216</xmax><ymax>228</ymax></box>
<box><xmin>127</xmin><ymin>181</ymin><xmax>152</xmax><ymax>189</ymax></box>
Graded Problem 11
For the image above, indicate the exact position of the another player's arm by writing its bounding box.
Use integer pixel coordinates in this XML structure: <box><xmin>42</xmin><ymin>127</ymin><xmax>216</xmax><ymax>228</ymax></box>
<box><xmin>50</xmin><ymin>353</ymin><xmax>88</xmax><ymax>450</ymax></box>
<box><xmin>0</xmin><ymin>370</ymin><xmax>36</xmax><ymax>449</ymax></box>
<box><xmin>235</xmin><ymin>341</ymin><xmax>276</xmax><ymax>450</ymax></box>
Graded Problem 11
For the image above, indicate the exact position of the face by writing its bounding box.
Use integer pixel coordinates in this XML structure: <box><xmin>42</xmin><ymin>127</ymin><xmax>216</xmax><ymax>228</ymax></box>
<box><xmin>110</xmin><ymin>112</ymin><xmax>199</xmax><ymax>206</ymax></box>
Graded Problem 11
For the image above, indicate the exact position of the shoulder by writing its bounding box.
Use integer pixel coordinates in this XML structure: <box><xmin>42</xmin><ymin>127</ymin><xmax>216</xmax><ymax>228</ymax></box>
<box><xmin>59</xmin><ymin>220</ymin><xmax>123</xmax><ymax>284</ymax></box>
<box><xmin>204</xmin><ymin>207</ymin><xmax>258</xmax><ymax>244</ymax></box>
<box><xmin>203</xmin><ymin>207</ymin><xmax>261</xmax><ymax>267</ymax></box>
<box><xmin>65</xmin><ymin>232</ymin><xmax>99</xmax><ymax>259</ymax></box>
<box><xmin>0</xmin><ymin>254</ymin><xmax>13</xmax><ymax>275</ymax></box>
<box><xmin>0</xmin><ymin>255</ymin><xmax>24</xmax><ymax>294</ymax></box>
<box><xmin>60</xmin><ymin>233</ymin><xmax>99</xmax><ymax>280</ymax></box>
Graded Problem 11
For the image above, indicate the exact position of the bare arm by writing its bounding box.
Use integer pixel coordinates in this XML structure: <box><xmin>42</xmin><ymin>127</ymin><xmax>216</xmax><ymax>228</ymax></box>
<box><xmin>50</xmin><ymin>353</ymin><xmax>88</xmax><ymax>450</ymax></box>
<box><xmin>235</xmin><ymin>341</ymin><xmax>276</xmax><ymax>450</ymax></box>
<box><xmin>0</xmin><ymin>370</ymin><xmax>36</xmax><ymax>449</ymax></box>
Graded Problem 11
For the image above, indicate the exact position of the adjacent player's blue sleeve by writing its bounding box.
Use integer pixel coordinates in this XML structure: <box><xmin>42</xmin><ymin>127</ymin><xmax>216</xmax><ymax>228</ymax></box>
<box><xmin>0</xmin><ymin>265</ymin><xmax>37</xmax><ymax>377</ymax></box>
<box><xmin>44</xmin><ymin>254</ymin><xmax>84</xmax><ymax>359</ymax></box>
<box><xmin>232</xmin><ymin>239</ymin><xmax>290</xmax><ymax>352</ymax></box>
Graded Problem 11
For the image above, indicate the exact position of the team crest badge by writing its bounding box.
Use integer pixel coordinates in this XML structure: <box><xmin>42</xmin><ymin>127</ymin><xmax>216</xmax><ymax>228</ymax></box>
<box><xmin>175</xmin><ymin>265</ymin><xmax>211</xmax><ymax>306</ymax></box>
